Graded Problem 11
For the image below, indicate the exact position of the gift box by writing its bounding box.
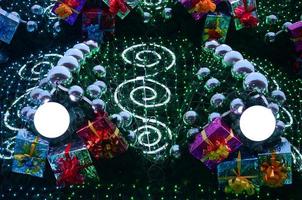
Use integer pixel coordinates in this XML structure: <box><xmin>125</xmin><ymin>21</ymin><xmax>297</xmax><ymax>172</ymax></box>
<box><xmin>100</xmin><ymin>8</ymin><xmax>116</xmax><ymax>39</ymax></box>
<box><xmin>288</xmin><ymin>21</ymin><xmax>302</xmax><ymax>38</ymax></box>
<box><xmin>12</xmin><ymin>129</ymin><xmax>49</xmax><ymax>178</ymax></box>
<box><xmin>52</xmin><ymin>0</ymin><xmax>87</xmax><ymax>25</ymax></box>
<box><xmin>48</xmin><ymin>142</ymin><xmax>99</xmax><ymax>187</ymax></box>
<box><xmin>82</xmin><ymin>8</ymin><xmax>103</xmax><ymax>42</ymax></box>
<box><xmin>294</xmin><ymin>40</ymin><xmax>302</xmax><ymax>53</ymax></box>
<box><xmin>103</xmin><ymin>0</ymin><xmax>139</xmax><ymax>19</ymax></box>
<box><xmin>217</xmin><ymin>152</ymin><xmax>260</xmax><ymax>195</ymax></box>
<box><xmin>180</xmin><ymin>0</ymin><xmax>221</xmax><ymax>21</ymax></box>
<box><xmin>229</xmin><ymin>0</ymin><xmax>258</xmax><ymax>30</ymax></box>
<box><xmin>189</xmin><ymin>117</ymin><xmax>242</xmax><ymax>170</ymax></box>
<box><xmin>77</xmin><ymin>112</ymin><xmax>128</xmax><ymax>159</ymax></box>
<box><xmin>258</xmin><ymin>137</ymin><xmax>292</xmax><ymax>187</ymax></box>
<box><xmin>202</xmin><ymin>14</ymin><xmax>231</xmax><ymax>43</ymax></box>
<box><xmin>0</xmin><ymin>8</ymin><xmax>20</xmax><ymax>44</ymax></box>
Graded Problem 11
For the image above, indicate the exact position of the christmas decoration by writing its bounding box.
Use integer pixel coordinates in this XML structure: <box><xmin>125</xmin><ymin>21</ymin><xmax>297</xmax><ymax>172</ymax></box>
<box><xmin>48</xmin><ymin>143</ymin><xmax>99</xmax><ymax>187</ymax></box>
<box><xmin>0</xmin><ymin>8</ymin><xmax>20</xmax><ymax>44</ymax></box>
<box><xmin>12</xmin><ymin>129</ymin><xmax>49</xmax><ymax>178</ymax></box>
<box><xmin>82</xmin><ymin>8</ymin><xmax>103</xmax><ymax>42</ymax></box>
<box><xmin>202</xmin><ymin>14</ymin><xmax>231</xmax><ymax>42</ymax></box>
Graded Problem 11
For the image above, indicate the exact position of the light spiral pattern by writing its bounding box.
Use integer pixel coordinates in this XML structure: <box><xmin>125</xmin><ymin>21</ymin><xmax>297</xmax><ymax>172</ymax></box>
<box><xmin>121</xmin><ymin>43</ymin><xmax>176</xmax><ymax>77</ymax></box>
<box><xmin>116</xmin><ymin>44</ymin><xmax>175</xmax><ymax>155</ymax></box>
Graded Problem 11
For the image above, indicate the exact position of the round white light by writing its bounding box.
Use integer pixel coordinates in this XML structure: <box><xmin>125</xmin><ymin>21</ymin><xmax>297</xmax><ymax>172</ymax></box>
<box><xmin>239</xmin><ymin>105</ymin><xmax>276</xmax><ymax>141</ymax></box>
<box><xmin>34</xmin><ymin>102</ymin><xmax>70</xmax><ymax>138</ymax></box>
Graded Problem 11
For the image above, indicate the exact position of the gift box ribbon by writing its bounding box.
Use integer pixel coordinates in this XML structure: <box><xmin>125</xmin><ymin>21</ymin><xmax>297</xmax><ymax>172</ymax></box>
<box><xmin>219</xmin><ymin>152</ymin><xmax>257</xmax><ymax>195</ymax></box>
<box><xmin>54</xmin><ymin>0</ymin><xmax>80</xmax><ymax>19</ymax></box>
<box><xmin>200</xmin><ymin>129</ymin><xmax>233</xmax><ymax>162</ymax></box>
<box><xmin>55</xmin><ymin>143</ymin><xmax>91</xmax><ymax>186</ymax></box>
<box><xmin>189</xmin><ymin>0</ymin><xmax>216</xmax><ymax>14</ymax></box>
<box><xmin>14</xmin><ymin>136</ymin><xmax>40</xmax><ymax>160</ymax></box>
<box><xmin>260</xmin><ymin>152</ymin><xmax>288</xmax><ymax>187</ymax></box>
<box><xmin>234</xmin><ymin>0</ymin><xmax>258</xmax><ymax>27</ymax></box>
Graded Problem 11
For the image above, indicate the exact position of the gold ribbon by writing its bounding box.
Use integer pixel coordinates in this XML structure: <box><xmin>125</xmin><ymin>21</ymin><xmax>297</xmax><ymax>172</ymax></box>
<box><xmin>260</xmin><ymin>152</ymin><xmax>288</xmax><ymax>187</ymax></box>
<box><xmin>14</xmin><ymin>137</ymin><xmax>39</xmax><ymax>161</ymax></box>
<box><xmin>88</xmin><ymin>120</ymin><xmax>120</xmax><ymax>139</ymax></box>
<box><xmin>219</xmin><ymin>152</ymin><xmax>257</xmax><ymax>195</ymax></box>
<box><xmin>200</xmin><ymin>129</ymin><xmax>233</xmax><ymax>162</ymax></box>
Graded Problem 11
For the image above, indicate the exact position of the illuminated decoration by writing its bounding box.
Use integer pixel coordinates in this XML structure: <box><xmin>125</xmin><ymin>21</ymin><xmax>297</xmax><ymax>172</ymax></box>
<box><xmin>34</xmin><ymin>102</ymin><xmax>70</xmax><ymax>138</ymax></box>
<box><xmin>240</xmin><ymin>105</ymin><xmax>276</xmax><ymax>141</ymax></box>
<box><xmin>116</xmin><ymin>43</ymin><xmax>176</xmax><ymax>155</ymax></box>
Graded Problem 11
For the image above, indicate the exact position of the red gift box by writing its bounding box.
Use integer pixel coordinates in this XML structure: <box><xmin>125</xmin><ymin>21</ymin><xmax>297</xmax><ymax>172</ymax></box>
<box><xmin>77</xmin><ymin>112</ymin><xmax>128</xmax><ymax>159</ymax></box>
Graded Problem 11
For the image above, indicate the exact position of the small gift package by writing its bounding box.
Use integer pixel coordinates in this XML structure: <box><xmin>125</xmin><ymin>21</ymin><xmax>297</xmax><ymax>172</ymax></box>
<box><xmin>217</xmin><ymin>152</ymin><xmax>260</xmax><ymax>195</ymax></box>
<box><xmin>202</xmin><ymin>14</ymin><xmax>231</xmax><ymax>43</ymax></box>
<box><xmin>100</xmin><ymin>8</ymin><xmax>116</xmax><ymax>39</ymax></box>
<box><xmin>82</xmin><ymin>8</ymin><xmax>103</xmax><ymax>42</ymax></box>
<box><xmin>0</xmin><ymin>8</ymin><xmax>20</xmax><ymax>44</ymax></box>
<box><xmin>180</xmin><ymin>0</ymin><xmax>221</xmax><ymax>21</ymax></box>
<box><xmin>52</xmin><ymin>0</ymin><xmax>87</xmax><ymax>25</ymax></box>
<box><xmin>48</xmin><ymin>142</ymin><xmax>99</xmax><ymax>187</ymax></box>
<box><xmin>77</xmin><ymin>112</ymin><xmax>128</xmax><ymax>159</ymax></box>
<box><xmin>258</xmin><ymin>137</ymin><xmax>292</xmax><ymax>187</ymax></box>
<box><xmin>189</xmin><ymin>117</ymin><xmax>242</xmax><ymax>170</ymax></box>
<box><xmin>103</xmin><ymin>0</ymin><xmax>140</xmax><ymax>19</ymax></box>
<box><xmin>12</xmin><ymin>129</ymin><xmax>49</xmax><ymax>178</ymax></box>
<box><xmin>288</xmin><ymin>21</ymin><xmax>302</xmax><ymax>53</ymax></box>
<box><xmin>229</xmin><ymin>0</ymin><xmax>258</xmax><ymax>30</ymax></box>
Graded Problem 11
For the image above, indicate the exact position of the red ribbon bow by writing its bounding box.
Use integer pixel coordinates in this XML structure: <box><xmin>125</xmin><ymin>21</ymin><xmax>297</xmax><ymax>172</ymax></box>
<box><xmin>56</xmin><ymin>144</ymin><xmax>86</xmax><ymax>186</ymax></box>
<box><xmin>234</xmin><ymin>0</ymin><xmax>258</xmax><ymax>28</ymax></box>
<box><xmin>109</xmin><ymin>0</ymin><xmax>129</xmax><ymax>15</ymax></box>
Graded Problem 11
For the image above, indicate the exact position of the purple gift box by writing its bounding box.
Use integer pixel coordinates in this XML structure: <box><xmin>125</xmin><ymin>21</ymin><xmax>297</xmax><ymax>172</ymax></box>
<box><xmin>189</xmin><ymin>118</ymin><xmax>242</xmax><ymax>170</ymax></box>
<box><xmin>294</xmin><ymin>40</ymin><xmax>302</xmax><ymax>53</ymax></box>
<box><xmin>288</xmin><ymin>21</ymin><xmax>302</xmax><ymax>38</ymax></box>
<box><xmin>52</xmin><ymin>0</ymin><xmax>87</xmax><ymax>25</ymax></box>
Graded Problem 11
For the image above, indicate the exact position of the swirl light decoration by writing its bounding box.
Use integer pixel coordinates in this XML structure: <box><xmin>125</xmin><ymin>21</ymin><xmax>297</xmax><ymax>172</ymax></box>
<box><xmin>116</xmin><ymin>43</ymin><xmax>176</xmax><ymax>155</ymax></box>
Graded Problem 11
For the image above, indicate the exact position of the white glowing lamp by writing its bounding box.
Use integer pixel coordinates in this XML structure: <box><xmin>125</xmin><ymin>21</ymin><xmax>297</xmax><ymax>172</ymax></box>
<box><xmin>34</xmin><ymin>102</ymin><xmax>70</xmax><ymax>138</ymax></box>
<box><xmin>239</xmin><ymin>105</ymin><xmax>276</xmax><ymax>141</ymax></box>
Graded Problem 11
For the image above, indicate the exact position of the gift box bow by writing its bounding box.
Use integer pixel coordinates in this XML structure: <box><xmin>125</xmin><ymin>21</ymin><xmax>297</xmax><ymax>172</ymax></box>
<box><xmin>55</xmin><ymin>143</ymin><xmax>91</xmax><ymax>186</ymax></box>
<box><xmin>260</xmin><ymin>152</ymin><xmax>288</xmax><ymax>187</ymax></box>
<box><xmin>54</xmin><ymin>0</ymin><xmax>80</xmax><ymax>19</ymax></box>
<box><xmin>234</xmin><ymin>0</ymin><xmax>258</xmax><ymax>27</ymax></box>
<box><xmin>189</xmin><ymin>0</ymin><xmax>216</xmax><ymax>14</ymax></box>
<box><xmin>200</xmin><ymin>129</ymin><xmax>233</xmax><ymax>162</ymax></box>
<box><xmin>219</xmin><ymin>152</ymin><xmax>257</xmax><ymax>195</ymax></box>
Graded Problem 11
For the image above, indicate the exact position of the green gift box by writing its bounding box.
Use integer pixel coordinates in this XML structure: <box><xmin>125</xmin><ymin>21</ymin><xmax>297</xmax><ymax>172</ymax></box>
<box><xmin>202</xmin><ymin>14</ymin><xmax>231</xmax><ymax>43</ymax></box>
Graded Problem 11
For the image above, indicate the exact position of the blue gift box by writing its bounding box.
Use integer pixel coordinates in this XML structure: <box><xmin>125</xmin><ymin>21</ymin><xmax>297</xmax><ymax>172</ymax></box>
<box><xmin>0</xmin><ymin>8</ymin><xmax>20</xmax><ymax>44</ymax></box>
<box><xmin>12</xmin><ymin>129</ymin><xmax>49</xmax><ymax>178</ymax></box>
<box><xmin>47</xmin><ymin>142</ymin><xmax>99</xmax><ymax>187</ymax></box>
<box><xmin>217</xmin><ymin>153</ymin><xmax>260</xmax><ymax>195</ymax></box>
<box><xmin>258</xmin><ymin>137</ymin><xmax>292</xmax><ymax>187</ymax></box>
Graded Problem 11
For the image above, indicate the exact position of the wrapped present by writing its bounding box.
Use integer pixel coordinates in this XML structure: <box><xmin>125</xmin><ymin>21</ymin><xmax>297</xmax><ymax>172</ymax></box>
<box><xmin>288</xmin><ymin>21</ymin><xmax>302</xmax><ymax>38</ymax></box>
<box><xmin>77</xmin><ymin>112</ymin><xmax>128</xmax><ymax>159</ymax></box>
<box><xmin>12</xmin><ymin>129</ymin><xmax>49</xmax><ymax>178</ymax></box>
<box><xmin>52</xmin><ymin>0</ymin><xmax>87</xmax><ymax>25</ymax></box>
<box><xmin>229</xmin><ymin>0</ymin><xmax>258</xmax><ymax>30</ymax></box>
<box><xmin>294</xmin><ymin>40</ymin><xmax>302</xmax><ymax>53</ymax></box>
<box><xmin>82</xmin><ymin>8</ymin><xmax>103</xmax><ymax>42</ymax></box>
<box><xmin>189</xmin><ymin>117</ymin><xmax>242</xmax><ymax>170</ymax></box>
<box><xmin>218</xmin><ymin>152</ymin><xmax>259</xmax><ymax>195</ymax></box>
<box><xmin>180</xmin><ymin>0</ymin><xmax>221</xmax><ymax>21</ymax></box>
<box><xmin>103</xmin><ymin>0</ymin><xmax>139</xmax><ymax>19</ymax></box>
<box><xmin>202</xmin><ymin>14</ymin><xmax>231</xmax><ymax>43</ymax></box>
<box><xmin>48</xmin><ymin>142</ymin><xmax>99</xmax><ymax>187</ymax></box>
<box><xmin>100</xmin><ymin>8</ymin><xmax>116</xmax><ymax>39</ymax></box>
<box><xmin>258</xmin><ymin>137</ymin><xmax>292</xmax><ymax>187</ymax></box>
<box><xmin>0</xmin><ymin>8</ymin><xmax>20</xmax><ymax>44</ymax></box>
